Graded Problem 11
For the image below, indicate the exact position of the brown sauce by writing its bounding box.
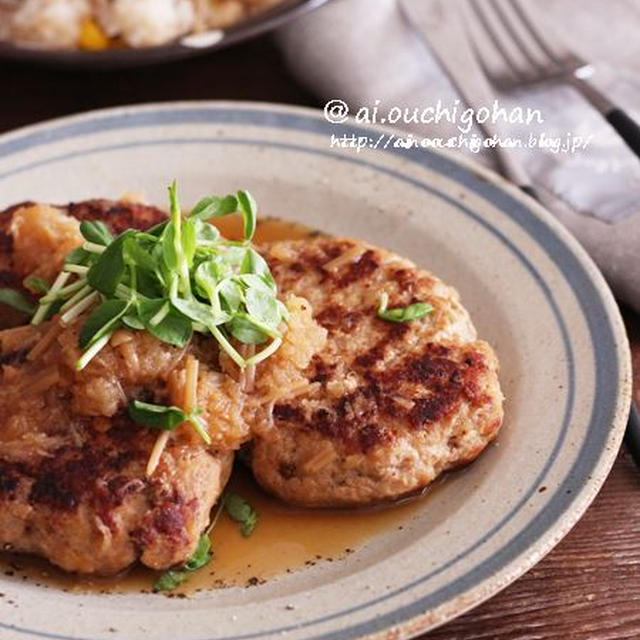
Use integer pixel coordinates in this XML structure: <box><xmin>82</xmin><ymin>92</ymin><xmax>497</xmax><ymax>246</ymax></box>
<box><xmin>214</xmin><ymin>214</ymin><xmax>320</xmax><ymax>244</ymax></box>
<box><xmin>0</xmin><ymin>214</ymin><xmax>428</xmax><ymax>596</ymax></box>
<box><xmin>0</xmin><ymin>466</ymin><xmax>426</xmax><ymax>595</ymax></box>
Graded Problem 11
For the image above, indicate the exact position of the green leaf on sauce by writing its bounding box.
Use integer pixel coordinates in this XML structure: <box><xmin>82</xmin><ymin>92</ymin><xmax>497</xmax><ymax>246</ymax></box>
<box><xmin>153</xmin><ymin>535</ymin><xmax>213</xmax><ymax>592</ymax></box>
<box><xmin>225</xmin><ymin>494</ymin><xmax>258</xmax><ymax>537</ymax></box>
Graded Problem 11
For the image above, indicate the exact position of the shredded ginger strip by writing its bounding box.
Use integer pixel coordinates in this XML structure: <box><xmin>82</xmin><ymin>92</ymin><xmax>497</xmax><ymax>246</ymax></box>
<box><xmin>146</xmin><ymin>354</ymin><xmax>200</xmax><ymax>477</ymax></box>
<box><xmin>323</xmin><ymin>245</ymin><xmax>365</xmax><ymax>271</ymax></box>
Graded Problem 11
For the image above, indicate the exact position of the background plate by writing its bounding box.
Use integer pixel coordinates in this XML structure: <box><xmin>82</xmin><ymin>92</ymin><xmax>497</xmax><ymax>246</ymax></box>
<box><xmin>0</xmin><ymin>0</ymin><xmax>329</xmax><ymax>69</ymax></box>
<box><xmin>0</xmin><ymin>102</ymin><xmax>631</xmax><ymax>640</ymax></box>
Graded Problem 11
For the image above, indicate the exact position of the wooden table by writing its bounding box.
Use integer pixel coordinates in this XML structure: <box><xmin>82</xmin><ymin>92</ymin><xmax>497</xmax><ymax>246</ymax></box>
<box><xmin>2</xmin><ymin>37</ymin><xmax>640</xmax><ymax>639</ymax></box>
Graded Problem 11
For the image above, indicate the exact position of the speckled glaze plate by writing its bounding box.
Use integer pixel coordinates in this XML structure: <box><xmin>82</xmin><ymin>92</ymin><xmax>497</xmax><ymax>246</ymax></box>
<box><xmin>0</xmin><ymin>0</ymin><xmax>329</xmax><ymax>69</ymax></box>
<box><xmin>0</xmin><ymin>102</ymin><xmax>631</xmax><ymax>640</ymax></box>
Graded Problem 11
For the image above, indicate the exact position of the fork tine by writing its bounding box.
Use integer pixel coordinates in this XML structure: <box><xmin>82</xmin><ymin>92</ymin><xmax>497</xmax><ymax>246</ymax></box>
<box><xmin>460</xmin><ymin>0</ymin><xmax>521</xmax><ymax>86</ymax></box>
<box><xmin>467</xmin><ymin>0</ymin><xmax>538</xmax><ymax>83</ymax></box>
<box><xmin>459</xmin><ymin>0</ymin><xmax>518</xmax><ymax>84</ymax></box>
<box><xmin>490</xmin><ymin>0</ymin><xmax>552</xmax><ymax>73</ymax></box>
<box><xmin>510</xmin><ymin>0</ymin><xmax>581</xmax><ymax>68</ymax></box>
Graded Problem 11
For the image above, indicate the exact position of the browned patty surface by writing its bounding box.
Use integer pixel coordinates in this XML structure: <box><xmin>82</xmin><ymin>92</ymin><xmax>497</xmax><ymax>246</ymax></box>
<box><xmin>0</xmin><ymin>200</ymin><xmax>235</xmax><ymax>574</ymax></box>
<box><xmin>0</xmin><ymin>198</ymin><xmax>503</xmax><ymax>566</ymax></box>
<box><xmin>250</xmin><ymin>236</ymin><xmax>504</xmax><ymax>506</ymax></box>
<box><xmin>0</xmin><ymin>199</ymin><xmax>167</xmax><ymax>330</ymax></box>
<box><xmin>0</xmin><ymin>199</ymin><xmax>324</xmax><ymax>573</ymax></box>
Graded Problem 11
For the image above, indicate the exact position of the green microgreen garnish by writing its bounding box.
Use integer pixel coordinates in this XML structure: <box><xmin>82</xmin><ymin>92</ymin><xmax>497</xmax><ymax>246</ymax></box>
<box><xmin>151</xmin><ymin>493</ymin><xmax>259</xmax><ymax>592</ymax></box>
<box><xmin>153</xmin><ymin>534</ymin><xmax>212</xmax><ymax>592</ymax></box>
<box><xmin>23</xmin><ymin>275</ymin><xmax>51</xmax><ymax>295</ymax></box>
<box><xmin>0</xmin><ymin>288</ymin><xmax>35</xmax><ymax>315</ymax></box>
<box><xmin>86</xmin><ymin>230</ymin><xmax>134</xmax><ymax>297</ymax></box>
<box><xmin>128</xmin><ymin>399</ymin><xmax>211</xmax><ymax>445</ymax></box>
<box><xmin>225</xmin><ymin>493</ymin><xmax>259</xmax><ymax>537</ymax></box>
<box><xmin>153</xmin><ymin>495</ymin><xmax>227</xmax><ymax>592</ymax></box>
<box><xmin>29</xmin><ymin>181</ymin><xmax>287</xmax><ymax>384</ymax></box>
<box><xmin>80</xmin><ymin>220</ymin><xmax>113</xmax><ymax>247</ymax></box>
<box><xmin>79</xmin><ymin>299</ymin><xmax>131</xmax><ymax>350</ymax></box>
<box><xmin>236</xmin><ymin>190</ymin><xmax>257</xmax><ymax>241</ymax></box>
<box><xmin>377</xmin><ymin>292</ymin><xmax>434</xmax><ymax>323</ymax></box>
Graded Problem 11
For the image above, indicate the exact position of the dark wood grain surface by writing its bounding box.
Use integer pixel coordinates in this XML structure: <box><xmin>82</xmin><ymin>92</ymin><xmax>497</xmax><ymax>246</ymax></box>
<box><xmin>1</xmin><ymin>36</ymin><xmax>639</xmax><ymax>640</ymax></box>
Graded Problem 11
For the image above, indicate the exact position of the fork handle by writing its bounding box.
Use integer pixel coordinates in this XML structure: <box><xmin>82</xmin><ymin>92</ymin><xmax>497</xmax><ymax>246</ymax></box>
<box><xmin>570</xmin><ymin>74</ymin><xmax>640</xmax><ymax>160</ymax></box>
<box><xmin>605</xmin><ymin>108</ymin><xmax>640</xmax><ymax>158</ymax></box>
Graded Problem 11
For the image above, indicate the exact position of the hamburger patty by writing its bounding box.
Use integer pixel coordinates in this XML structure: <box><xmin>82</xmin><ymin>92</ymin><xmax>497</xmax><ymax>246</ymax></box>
<box><xmin>251</xmin><ymin>236</ymin><xmax>504</xmax><ymax>507</ymax></box>
<box><xmin>0</xmin><ymin>200</ymin><xmax>236</xmax><ymax>574</ymax></box>
<box><xmin>0</xmin><ymin>199</ymin><xmax>325</xmax><ymax>574</ymax></box>
<box><xmin>0</xmin><ymin>320</ymin><xmax>237</xmax><ymax>574</ymax></box>
<box><xmin>0</xmin><ymin>195</ymin><xmax>502</xmax><ymax>565</ymax></box>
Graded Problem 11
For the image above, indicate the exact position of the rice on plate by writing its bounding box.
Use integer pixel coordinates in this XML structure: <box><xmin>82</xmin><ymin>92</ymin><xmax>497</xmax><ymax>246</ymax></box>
<box><xmin>0</xmin><ymin>0</ymin><xmax>284</xmax><ymax>49</ymax></box>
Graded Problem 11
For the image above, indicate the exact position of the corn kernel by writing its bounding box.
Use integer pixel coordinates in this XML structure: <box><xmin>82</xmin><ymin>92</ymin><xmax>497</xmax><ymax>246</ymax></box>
<box><xmin>78</xmin><ymin>18</ymin><xmax>109</xmax><ymax>51</ymax></box>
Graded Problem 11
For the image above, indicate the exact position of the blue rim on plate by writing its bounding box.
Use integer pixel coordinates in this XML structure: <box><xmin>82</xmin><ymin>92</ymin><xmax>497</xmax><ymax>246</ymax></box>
<box><xmin>0</xmin><ymin>0</ymin><xmax>330</xmax><ymax>69</ymax></box>
<box><xmin>0</xmin><ymin>103</ymin><xmax>631</xmax><ymax>640</ymax></box>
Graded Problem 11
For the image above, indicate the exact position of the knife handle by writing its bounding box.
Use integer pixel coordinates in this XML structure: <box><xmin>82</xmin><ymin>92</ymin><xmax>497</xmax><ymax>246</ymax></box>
<box><xmin>625</xmin><ymin>403</ymin><xmax>640</xmax><ymax>469</ymax></box>
<box><xmin>606</xmin><ymin>108</ymin><xmax>640</xmax><ymax>159</ymax></box>
<box><xmin>571</xmin><ymin>74</ymin><xmax>640</xmax><ymax>160</ymax></box>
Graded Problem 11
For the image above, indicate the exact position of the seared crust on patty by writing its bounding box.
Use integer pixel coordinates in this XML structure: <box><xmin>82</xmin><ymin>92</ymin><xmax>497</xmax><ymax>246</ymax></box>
<box><xmin>0</xmin><ymin>198</ymin><xmax>167</xmax><ymax>241</ymax></box>
<box><xmin>0</xmin><ymin>200</ymin><xmax>237</xmax><ymax>574</ymax></box>
<box><xmin>251</xmin><ymin>236</ymin><xmax>504</xmax><ymax>507</ymax></box>
<box><xmin>0</xmin><ymin>196</ymin><xmax>503</xmax><ymax>556</ymax></box>
<box><xmin>0</xmin><ymin>199</ymin><xmax>167</xmax><ymax>329</ymax></box>
<box><xmin>0</xmin><ymin>200</ymin><xmax>327</xmax><ymax>572</ymax></box>
<box><xmin>0</xmin><ymin>412</ymin><xmax>233</xmax><ymax>575</ymax></box>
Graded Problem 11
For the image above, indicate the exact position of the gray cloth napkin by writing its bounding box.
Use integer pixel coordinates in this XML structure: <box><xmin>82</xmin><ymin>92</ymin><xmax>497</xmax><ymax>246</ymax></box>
<box><xmin>276</xmin><ymin>0</ymin><xmax>640</xmax><ymax>312</ymax></box>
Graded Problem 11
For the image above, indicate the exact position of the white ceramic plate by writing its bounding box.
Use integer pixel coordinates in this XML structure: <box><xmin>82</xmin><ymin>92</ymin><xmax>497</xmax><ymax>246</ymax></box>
<box><xmin>0</xmin><ymin>102</ymin><xmax>631</xmax><ymax>640</ymax></box>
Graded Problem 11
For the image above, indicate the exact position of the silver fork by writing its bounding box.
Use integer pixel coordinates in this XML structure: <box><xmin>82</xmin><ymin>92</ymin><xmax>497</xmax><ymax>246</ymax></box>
<box><xmin>462</xmin><ymin>0</ymin><xmax>640</xmax><ymax>159</ymax></box>
<box><xmin>464</xmin><ymin>0</ymin><xmax>640</xmax><ymax>468</ymax></box>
